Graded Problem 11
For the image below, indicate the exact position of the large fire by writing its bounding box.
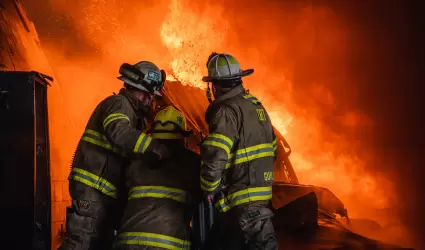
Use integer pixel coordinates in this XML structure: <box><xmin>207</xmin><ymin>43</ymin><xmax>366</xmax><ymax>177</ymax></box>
<box><xmin>158</xmin><ymin>0</ymin><xmax>393</xmax><ymax>215</ymax></box>
<box><xmin>46</xmin><ymin>0</ymin><xmax>392</xmax><ymax>215</ymax></box>
<box><xmin>19</xmin><ymin>0</ymin><xmax>411</xmax><ymax>246</ymax></box>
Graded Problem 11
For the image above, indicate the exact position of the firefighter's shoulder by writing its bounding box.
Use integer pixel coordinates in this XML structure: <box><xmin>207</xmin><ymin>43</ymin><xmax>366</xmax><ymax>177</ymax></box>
<box><xmin>99</xmin><ymin>93</ymin><xmax>132</xmax><ymax>112</ymax></box>
<box><xmin>101</xmin><ymin>92</ymin><xmax>126</xmax><ymax>105</ymax></box>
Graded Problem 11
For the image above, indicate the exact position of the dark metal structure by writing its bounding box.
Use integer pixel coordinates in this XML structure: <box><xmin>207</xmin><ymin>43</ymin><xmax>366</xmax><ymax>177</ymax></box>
<box><xmin>158</xmin><ymin>81</ymin><xmax>414</xmax><ymax>250</ymax></box>
<box><xmin>0</xmin><ymin>71</ymin><xmax>52</xmax><ymax>250</ymax></box>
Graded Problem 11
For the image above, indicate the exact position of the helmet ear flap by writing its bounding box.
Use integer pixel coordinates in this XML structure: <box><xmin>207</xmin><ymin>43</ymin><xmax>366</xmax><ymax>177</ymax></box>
<box><xmin>206</xmin><ymin>52</ymin><xmax>218</xmax><ymax>67</ymax></box>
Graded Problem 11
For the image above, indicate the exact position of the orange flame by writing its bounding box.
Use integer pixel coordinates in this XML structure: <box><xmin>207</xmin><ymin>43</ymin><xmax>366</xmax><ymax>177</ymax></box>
<box><xmin>158</xmin><ymin>0</ymin><xmax>392</xmax><ymax>214</ymax></box>
<box><xmin>160</xmin><ymin>0</ymin><xmax>229</xmax><ymax>88</ymax></box>
<box><xmin>45</xmin><ymin>0</ymin><xmax>394</xmax><ymax>213</ymax></box>
<box><xmin>22</xmin><ymin>0</ymin><xmax>408</xmax><ymax>246</ymax></box>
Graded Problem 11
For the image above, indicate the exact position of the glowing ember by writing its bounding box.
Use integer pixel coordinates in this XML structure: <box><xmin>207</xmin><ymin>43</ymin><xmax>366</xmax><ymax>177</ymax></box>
<box><xmin>36</xmin><ymin>0</ymin><xmax>395</xmax><ymax>232</ymax></box>
<box><xmin>160</xmin><ymin>0</ymin><xmax>229</xmax><ymax>88</ymax></box>
<box><xmin>158</xmin><ymin>0</ymin><xmax>392</xmax><ymax>215</ymax></box>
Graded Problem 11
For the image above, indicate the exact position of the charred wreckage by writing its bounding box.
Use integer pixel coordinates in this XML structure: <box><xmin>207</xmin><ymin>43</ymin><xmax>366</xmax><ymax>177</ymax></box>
<box><xmin>0</xmin><ymin>71</ymin><xmax>413</xmax><ymax>250</ymax></box>
<box><xmin>0</xmin><ymin>0</ymin><xmax>414</xmax><ymax>248</ymax></box>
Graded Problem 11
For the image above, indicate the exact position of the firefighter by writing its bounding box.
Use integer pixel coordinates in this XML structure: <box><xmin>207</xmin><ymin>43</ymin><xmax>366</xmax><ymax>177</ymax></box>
<box><xmin>200</xmin><ymin>53</ymin><xmax>278</xmax><ymax>250</ymax></box>
<box><xmin>114</xmin><ymin>106</ymin><xmax>201</xmax><ymax>250</ymax></box>
<box><xmin>60</xmin><ymin>61</ymin><xmax>170</xmax><ymax>250</ymax></box>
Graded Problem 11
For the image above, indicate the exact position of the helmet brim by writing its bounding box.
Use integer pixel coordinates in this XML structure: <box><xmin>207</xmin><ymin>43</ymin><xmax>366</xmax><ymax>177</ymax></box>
<box><xmin>202</xmin><ymin>69</ymin><xmax>254</xmax><ymax>82</ymax></box>
<box><xmin>153</xmin><ymin>90</ymin><xmax>163</xmax><ymax>96</ymax></box>
<box><xmin>117</xmin><ymin>76</ymin><xmax>162</xmax><ymax>96</ymax></box>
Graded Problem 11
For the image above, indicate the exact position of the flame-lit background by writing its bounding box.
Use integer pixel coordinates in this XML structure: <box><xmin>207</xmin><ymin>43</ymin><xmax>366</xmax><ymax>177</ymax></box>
<box><xmin>18</xmin><ymin>0</ymin><xmax>424</xmax><ymax>248</ymax></box>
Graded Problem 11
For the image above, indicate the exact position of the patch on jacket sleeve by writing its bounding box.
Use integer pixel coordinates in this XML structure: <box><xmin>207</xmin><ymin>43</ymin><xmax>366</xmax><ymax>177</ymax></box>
<box><xmin>248</xmin><ymin>210</ymin><xmax>261</xmax><ymax>218</ymax></box>
<box><xmin>78</xmin><ymin>200</ymin><xmax>91</xmax><ymax>210</ymax></box>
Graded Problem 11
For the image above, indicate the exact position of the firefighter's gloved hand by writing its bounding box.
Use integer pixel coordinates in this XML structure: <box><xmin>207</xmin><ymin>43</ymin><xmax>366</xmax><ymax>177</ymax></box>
<box><xmin>144</xmin><ymin>143</ymin><xmax>171</xmax><ymax>168</ymax></box>
<box><xmin>151</xmin><ymin>143</ymin><xmax>170</xmax><ymax>161</ymax></box>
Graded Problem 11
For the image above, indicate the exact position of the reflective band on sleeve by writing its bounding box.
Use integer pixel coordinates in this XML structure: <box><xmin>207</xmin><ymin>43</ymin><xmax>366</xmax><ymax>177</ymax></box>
<box><xmin>215</xmin><ymin>186</ymin><xmax>272</xmax><ymax>213</ymax></box>
<box><xmin>242</xmin><ymin>94</ymin><xmax>261</xmax><ymax>105</ymax></box>
<box><xmin>133</xmin><ymin>133</ymin><xmax>153</xmax><ymax>153</ymax></box>
<box><xmin>128</xmin><ymin>186</ymin><xmax>187</xmax><ymax>203</ymax></box>
<box><xmin>200</xmin><ymin>176</ymin><xmax>221</xmax><ymax>192</ymax></box>
<box><xmin>202</xmin><ymin>133</ymin><xmax>233</xmax><ymax>155</ymax></box>
<box><xmin>69</xmin><ymin>168</ymin><xmax>117</xmax><ymax>198</ymax></box>
<box><xmin>272</xmin><ymin>139</ymin><xmax>277</xmax><ymax>152</ymax></box>
<box><xmin>118</xmin><ymin>232</ymin><xmax>191</xmax><ymax>250</ymax></box>
<box><xmin>225</xmin><ymin>143</ymin><xmax>275</xmax><ymax>169</ymax></box>
<box><xmin>80</xmin><ymin>129</ymin><xmax>125</xmax><ymax>156</ymax></box>
<box><xmin>103</xmin><ymin>113</ymin><xmax>130</xmax><ymax>129</ymax></box>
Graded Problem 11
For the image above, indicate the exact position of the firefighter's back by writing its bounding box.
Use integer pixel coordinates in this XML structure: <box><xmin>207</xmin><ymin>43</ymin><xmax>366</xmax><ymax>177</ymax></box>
<box><xmin>70</xmin><ymin>93</ymin><xmax>139</xmax><ymax>199</ymax></box>
<box><xmin>200</xmin><ymin>53</ymin><xmax>278</xmax><ymax>250</ymax></box>
<box><xmin>116</xmin><ymin>141</ymin><xmax>201</xmax><ymax>250</ymax></box>
<box><xmin>216</xmin><ymin>90</ymin><xmax>276</xmax><ymax>208</ymax></box>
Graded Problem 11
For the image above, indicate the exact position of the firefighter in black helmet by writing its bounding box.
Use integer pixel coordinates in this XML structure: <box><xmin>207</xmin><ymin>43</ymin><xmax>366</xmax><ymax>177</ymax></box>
<box><xmin>200</xmin><ymin>53</ymin><xmax>278</xmax><ymax>250</ymax></box>
<box><xmin>114</xmin><ymin>106</ymin><xmax>201</xmax><ymax>250</ymax></box>
<box><xmin>60</xmin><ymin>61</ymin><xmax>170</xmax><ymax>250</ymax></box>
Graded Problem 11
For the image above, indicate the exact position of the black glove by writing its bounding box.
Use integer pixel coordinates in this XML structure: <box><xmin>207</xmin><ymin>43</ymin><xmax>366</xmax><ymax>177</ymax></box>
<box><xmin>151</xmin><ymin>143</ymin><xmax>170</xmax><ymax>161</ymax></box>
<box><xmin>144</xmin><ymin>142</ymin><xmax>171</xmax><ymax>169</ymax></box>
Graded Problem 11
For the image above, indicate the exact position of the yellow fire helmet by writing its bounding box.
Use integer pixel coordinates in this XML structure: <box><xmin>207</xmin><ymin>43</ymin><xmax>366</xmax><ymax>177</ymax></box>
<box><xmin>148</xmin><ymin>106</ymin><xmax>193</xmax><ymax>140</ymax></box>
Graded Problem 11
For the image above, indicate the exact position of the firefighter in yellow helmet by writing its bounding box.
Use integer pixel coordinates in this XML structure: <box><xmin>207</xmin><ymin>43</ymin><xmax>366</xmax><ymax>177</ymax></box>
<box><xmin>60</xmin><ymin>61</ymin><xmax>171</xmax><ymax>250</ymax></box>
<box><xmin>200</xmin><ymin>53</ymin><xmax>278</xmax><ymax>250</ymax></box>
<box><xmin>115</xmin><ymin>106</ymin><xmax>202</xmax><ymax>250</ymax></box>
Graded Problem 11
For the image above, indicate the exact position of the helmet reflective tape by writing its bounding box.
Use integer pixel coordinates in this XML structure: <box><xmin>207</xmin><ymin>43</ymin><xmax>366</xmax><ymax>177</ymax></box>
<box><xmin>216</xmin><ymin>55</ymin><xmax>238</xmax><ymax>66</ymax></box>
<box><xmin>151</xmin><ymin>132</ymin><xmax>184</xmax><ymax>140</ymax></box>
<box><xmin>207</xmin><ymin>54</ymin><xmax>242</xmax><ymax>77</ymax></box>
<box><xmin>147</xmin><ymin>71</ymin><xmax>160</xmax><ymax>82</ymax></box>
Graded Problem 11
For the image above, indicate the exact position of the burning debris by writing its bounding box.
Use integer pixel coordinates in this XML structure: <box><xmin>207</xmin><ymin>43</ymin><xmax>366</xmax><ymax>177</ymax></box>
<box><xmin>0</xmin><ymin>0</ymin><xmax>417</xmax><ymax>248</ymax></box>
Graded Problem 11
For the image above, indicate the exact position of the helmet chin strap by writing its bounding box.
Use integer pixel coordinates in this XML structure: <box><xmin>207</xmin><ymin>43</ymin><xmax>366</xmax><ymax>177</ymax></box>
<box><xmin>206</xmin><ymin>82</ymin><xmax>213</xmax><ymax>103</ymax></box>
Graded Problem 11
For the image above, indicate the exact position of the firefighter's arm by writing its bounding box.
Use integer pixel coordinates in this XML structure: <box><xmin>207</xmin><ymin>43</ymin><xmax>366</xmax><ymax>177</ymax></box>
<box><xmin>102</xmin><ymin>97</ymin><xmax>158</xmax><ymax>155</ymax></box>
<box><xmin>200</xmin><ymin>105</ymin><xmax>239</xmax><ymax>196</ymax></box>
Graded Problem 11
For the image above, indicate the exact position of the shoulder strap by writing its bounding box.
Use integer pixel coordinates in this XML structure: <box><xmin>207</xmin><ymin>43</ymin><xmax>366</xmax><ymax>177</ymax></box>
<box><xmin>241</xmin><ymin>93</ymin><xmax>261</xmax><ymax>105</ymax></box>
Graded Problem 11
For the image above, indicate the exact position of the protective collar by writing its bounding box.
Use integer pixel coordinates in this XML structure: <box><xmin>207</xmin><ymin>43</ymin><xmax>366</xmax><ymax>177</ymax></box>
<box><xmin>205</xmin><ymin>85</ymin><xmax>246</xmax><ymax>124</ymax></box>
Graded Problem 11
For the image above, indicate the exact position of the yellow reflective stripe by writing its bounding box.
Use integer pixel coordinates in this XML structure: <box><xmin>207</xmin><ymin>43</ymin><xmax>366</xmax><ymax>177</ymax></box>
<box><xmin>208</xmin><ymin>133</ymin><xmax>233</xmax><ymax>147</ymax></box>
<box><xmin>225</xmin><ymin>143</ymin><xmax>275</xmax><ymax>169</ymax></box>
<box><xmin>200</xmin><ymin>176</ymin><xmax>221</xmax><ymax>192</ymax></box>
<box><xmin>118</xmin><ymin>232</ymin><xmax>191</xmax><ymax>250</ymax></box>
<box><xmin>133</xmin><ymin>133</ymin><xmax>153</xmax><ymax>153</ymax></box>
<box><xmin>81</xmin><ymin>129</ymin><xmax>125</xmax><ymax>156</ymax></box>
<box><xmin>215</xmin><ymin>186</ymin><xmax>272</xmax><ymax>213</ymax></box>
<box><xmin>242</xmin><ymin>94</ymin><xmax>260</xmax><ymax>104</ymax></box>
<box><xmin>202</xmin><ymin>133</ymin><xmax>233</xmax><ymax>155</ymax></box>
<box><xmin>69</xmin><ymin>168</ymin><xmax>117</xmax><ymax>198</ymax></box>
<box><xmin>81</xmin><ymin>136</ymin><xmax>112</xmax><ymax>150</ymax></box>
<box><xmin>85</xmin><ymin>129</ymin><xmax>102</xmax><ymax>137</ymax></box>
<box><xmin>272</xmin><ymin>139</ymin><xmax>277</xmax><ymax>152</ymax></box>
<box><xmin>128</xmin><ymin>186</ymin><xmax>187</xmax><ymax>203</ymax></box>
<box><xmin>203</xmin><ymin>141</ymin><xmax>231</xmax><ymax>156</ymax></box>
<box><xmin>103</xmin><ymin>113</ymin><xmax>130</xmax><ymax>129</ymax></box>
